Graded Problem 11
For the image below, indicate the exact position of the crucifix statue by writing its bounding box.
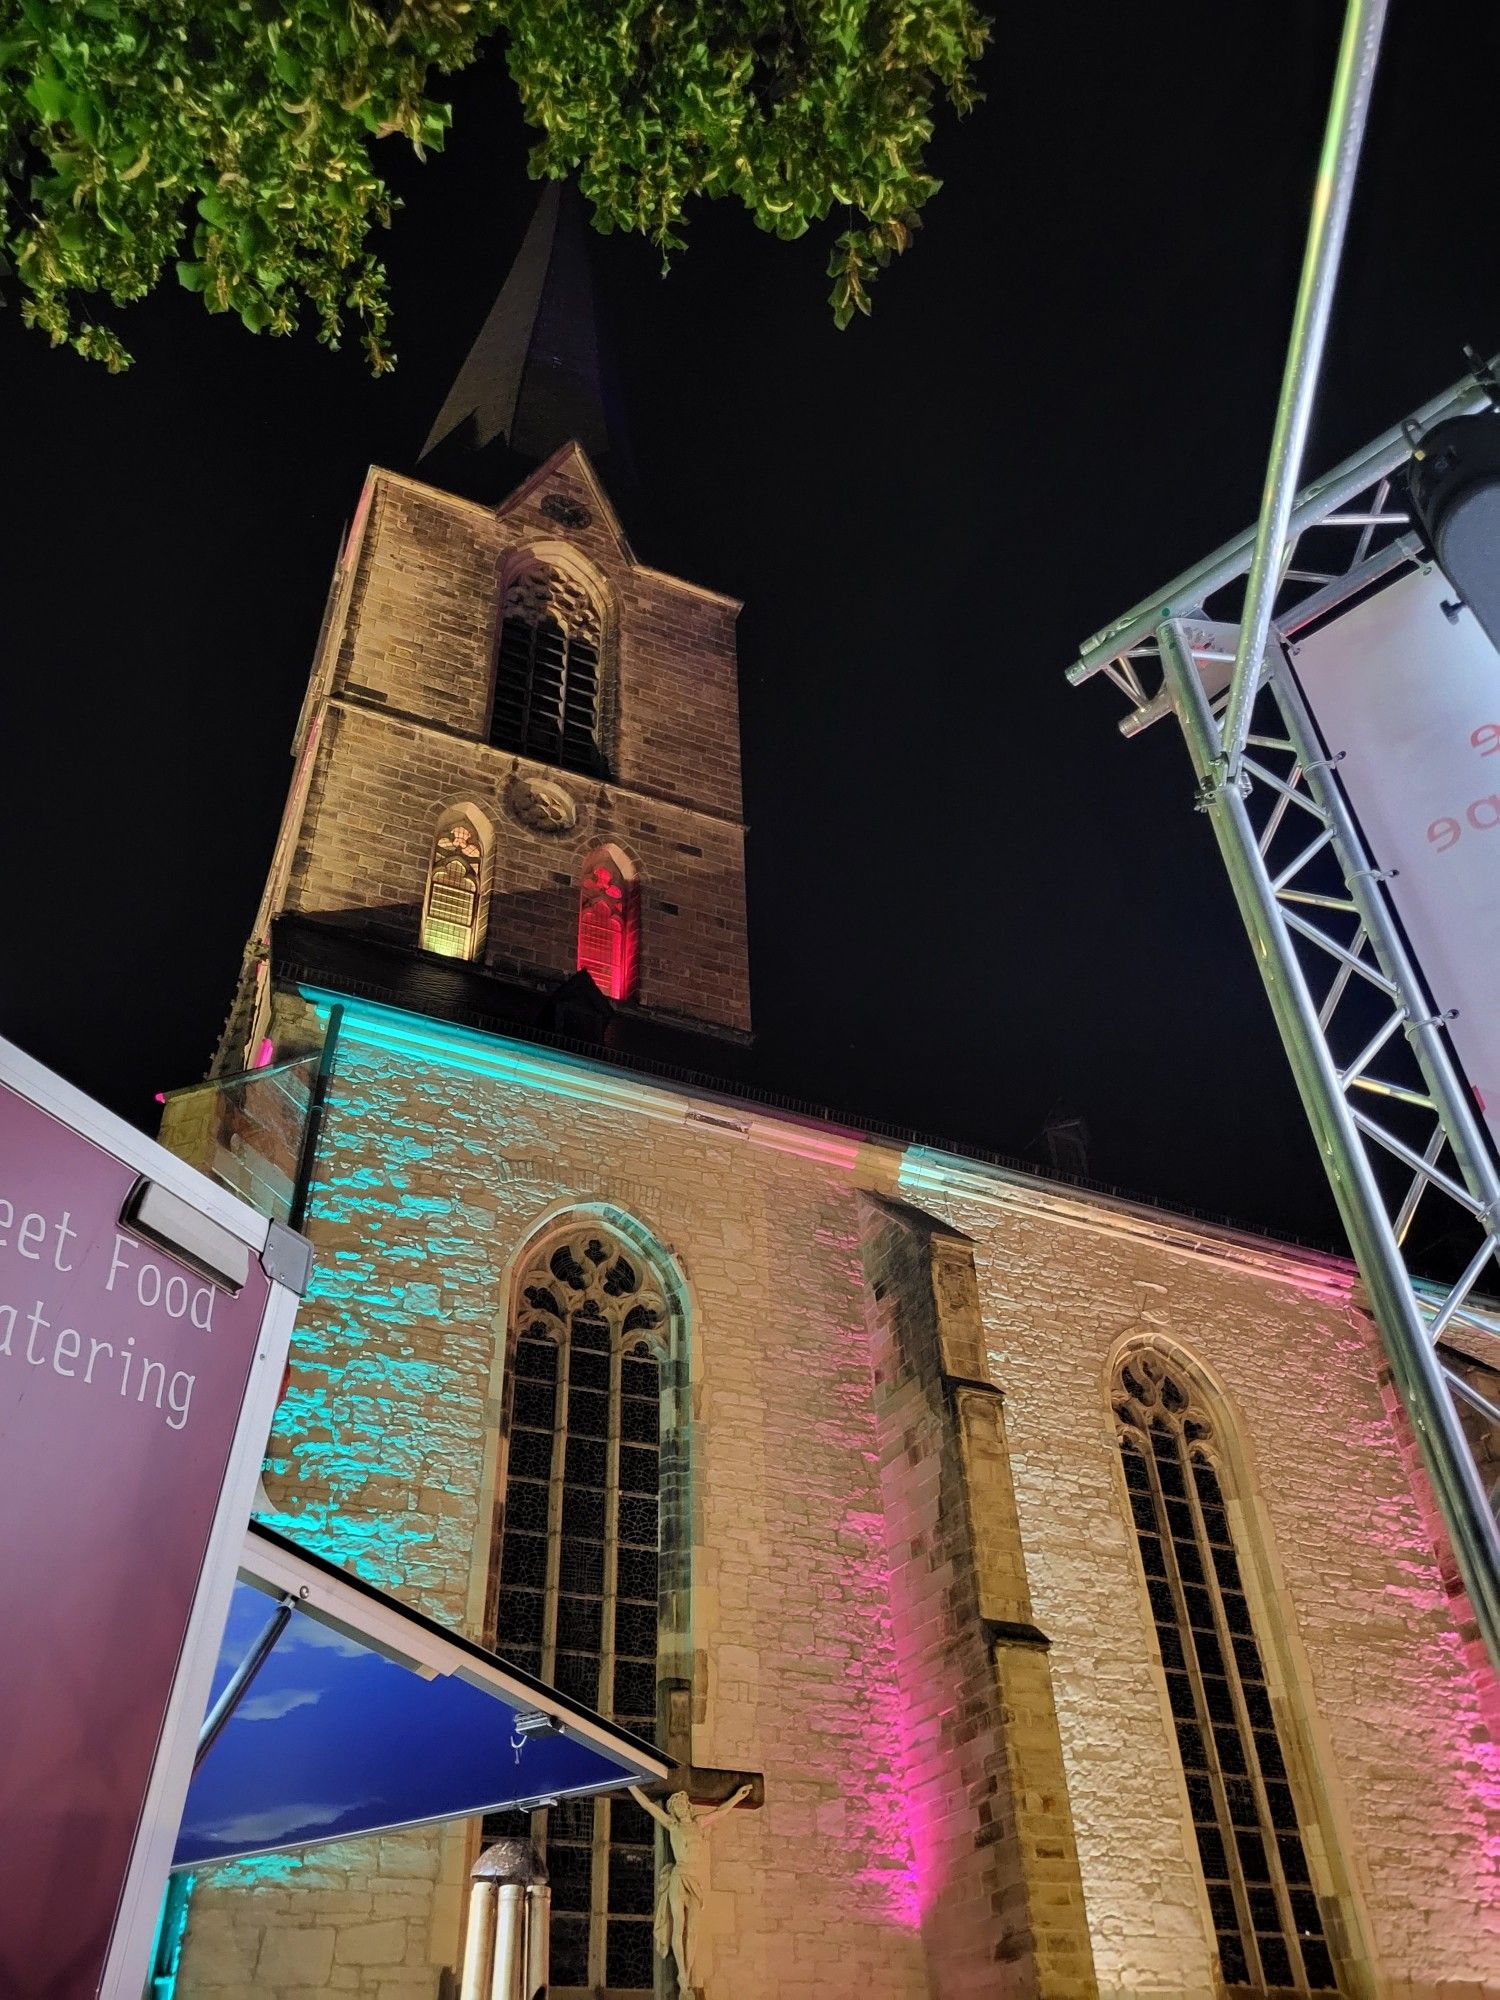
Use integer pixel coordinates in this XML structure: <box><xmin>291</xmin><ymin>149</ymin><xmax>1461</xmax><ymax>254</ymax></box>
<box><xmin>627</xmin><ymin>1776</ymin><xmax>757</xmax><ymax>1994</ymax></box>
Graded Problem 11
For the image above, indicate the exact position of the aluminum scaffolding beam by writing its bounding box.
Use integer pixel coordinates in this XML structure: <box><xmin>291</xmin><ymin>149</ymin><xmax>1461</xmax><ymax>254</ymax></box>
<box><xmin>1069</xmin><ymin>0</ymin><xmax>1500</xmax><ymax>1669</ymax></box>
<box><xmin>1217</xmin><ymin>0</ymin><xmax>1387</xmax><ymax>784</ymax></box>
<box><xmin>1070</xmin><ymin>434</ymin><xmax>1500</xmax><ymax>1675</ymax></box>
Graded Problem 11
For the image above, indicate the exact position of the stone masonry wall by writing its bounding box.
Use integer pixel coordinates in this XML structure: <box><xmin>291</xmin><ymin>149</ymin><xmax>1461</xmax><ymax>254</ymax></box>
<box><xmin>909</xmin><ymin>1170</ymin><xmax>1499</xmax><ymax>2000</ymax></box>
<box><xmin>175</xmin><ymin>1034</ymin><xmax>1497</xmax><ymax>2000</ymax></box>
<box><xmin>177</xmin><ymin>1030</ymin><xmax>931</xmax><ymax>2000</ymax></box>
<box><xmin>860</xmin><ymin>1199</ymin><xmax>1097</xmax><ymax>1998</ymax></box>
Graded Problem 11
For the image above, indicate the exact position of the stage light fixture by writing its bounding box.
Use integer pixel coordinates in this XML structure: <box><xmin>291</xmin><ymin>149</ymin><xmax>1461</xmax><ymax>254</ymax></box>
<box><xmin>1407</xmin><ymin>409</ymin><xmax>1500</xmax><ymax>653</ymax></box>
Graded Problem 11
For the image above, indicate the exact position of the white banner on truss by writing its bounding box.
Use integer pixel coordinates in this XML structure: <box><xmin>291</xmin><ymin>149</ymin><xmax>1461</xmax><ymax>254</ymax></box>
<box><xmin>1289</xmin><ymin>562</ymin><xmax>1500</xmax><ymax>1155</ymax></box>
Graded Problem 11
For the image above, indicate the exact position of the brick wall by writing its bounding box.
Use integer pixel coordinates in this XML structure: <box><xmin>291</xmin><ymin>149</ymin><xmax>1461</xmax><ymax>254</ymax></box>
<box><xmin>243</xmin><ymin>447</ymin><xmax>752</xmax><ymax>1041</ymax></box>
<box><xmin>283</xmin><ymin>702</ymin><xmax>750</xmax><ymax>1035</ymax></box>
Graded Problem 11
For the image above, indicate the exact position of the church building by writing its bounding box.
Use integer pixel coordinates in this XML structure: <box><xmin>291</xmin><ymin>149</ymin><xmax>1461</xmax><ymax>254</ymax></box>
<box><xmin>159</xmin><ymin>185</ymin><xmax>1498</xmax><ymax>2000</ymax></box>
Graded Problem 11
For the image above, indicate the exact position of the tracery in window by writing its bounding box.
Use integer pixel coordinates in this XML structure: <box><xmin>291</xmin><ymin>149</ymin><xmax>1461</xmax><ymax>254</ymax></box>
<box><xmin>576</xmin><ymin>845</ymin><xmax>639</xmax><ymax>1003</ymax></box>
<box><xmin>489</xmin><ymin>561</ymin><xmax>605</xmax><ymax>776</ymax></box>
<box><xmin>1114</xmin><ymin>1350</ymin><xmax>1340</xmax><ymax>1997</ymax></box>
<box><xmin>420</xmin><ymin>810</ymin><xmax>488</xmax><ymax>960</ymax></box>
<box><xmin>487</xmin><ymin>1222</ymin><xmax>670</xmax><ymax>1994</ymax></box>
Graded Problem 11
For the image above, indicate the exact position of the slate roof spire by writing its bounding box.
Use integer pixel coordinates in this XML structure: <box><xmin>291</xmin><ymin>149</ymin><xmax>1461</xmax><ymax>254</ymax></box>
<box><xmin>419</xmin><ymin>179</ymin><xmax>628</xmax><ymax>493</ymax></box>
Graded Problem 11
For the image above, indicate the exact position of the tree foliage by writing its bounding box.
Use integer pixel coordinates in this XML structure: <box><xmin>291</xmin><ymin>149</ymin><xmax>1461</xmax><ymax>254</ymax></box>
<box><xmin>0</xmin><ymin>0</ymin><xmax>988</xmax><ymax>371</ymax></box>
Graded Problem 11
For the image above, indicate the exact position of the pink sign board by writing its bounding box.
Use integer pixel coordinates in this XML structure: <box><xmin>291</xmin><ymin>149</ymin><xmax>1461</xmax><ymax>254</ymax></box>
<box><xmin>0</xmin><ymin>1079</ymin><xmax>274</xmax><ymax>1996</ymax></box>
<box><xmin>1290</xmin><ymin>564</ymin><xmax>1500</xmax><ymax>1152</ymax></box>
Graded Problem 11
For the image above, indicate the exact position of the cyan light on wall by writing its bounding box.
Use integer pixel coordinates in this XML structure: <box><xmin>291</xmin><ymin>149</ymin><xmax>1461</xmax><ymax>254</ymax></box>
<box><xmin>300</xmin><ymin>988</ymin><xmax>637</xmax><ymax>1108</ymax></box>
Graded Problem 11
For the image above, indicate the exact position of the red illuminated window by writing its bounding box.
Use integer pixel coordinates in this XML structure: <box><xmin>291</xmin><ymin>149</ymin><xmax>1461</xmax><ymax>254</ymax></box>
<box><xmin>576</xmin><ymin>847</ymin><xmax>638</xmax><ymax>1002</ymax></box>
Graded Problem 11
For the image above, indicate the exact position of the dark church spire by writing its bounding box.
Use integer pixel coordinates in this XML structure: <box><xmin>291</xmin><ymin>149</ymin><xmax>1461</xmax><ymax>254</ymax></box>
<box><xmin>419</xmin><ymin>179</ymin><xmax>628</xmax><ymax>492</ymax></box>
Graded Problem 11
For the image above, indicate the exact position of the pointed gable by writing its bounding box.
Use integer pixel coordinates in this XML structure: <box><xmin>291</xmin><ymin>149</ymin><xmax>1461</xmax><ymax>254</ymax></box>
<box><xmin>492</xmin><ymin>442</ymin><xmax>635</xmax><ymax>568</ymax></box>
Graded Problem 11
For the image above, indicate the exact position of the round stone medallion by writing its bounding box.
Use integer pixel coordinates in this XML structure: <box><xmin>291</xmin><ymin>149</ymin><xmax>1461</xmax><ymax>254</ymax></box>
<box><xmin>504</xmin><ymin>773</ymin><xmax>578</xmax><ymax>835</ymax></box>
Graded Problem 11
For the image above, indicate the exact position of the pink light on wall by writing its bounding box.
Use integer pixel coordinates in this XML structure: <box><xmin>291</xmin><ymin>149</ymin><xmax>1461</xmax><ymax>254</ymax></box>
<box><xmin>253</xmin><ymin>1038</ymin><xmax>275</xmax><ymax>1070</ymax></box>
<box><xmin>833</xmin><ymin>1501</ymin><xmax>924</xmax><ymax>1933</ymax></box>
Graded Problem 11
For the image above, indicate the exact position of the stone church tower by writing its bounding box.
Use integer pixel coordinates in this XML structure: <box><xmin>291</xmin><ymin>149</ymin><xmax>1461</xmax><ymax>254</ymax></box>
<box><xmin>162</xmin><ymin>188</ymin><xmax>1499</xmax><ymax>2000</ymax></box>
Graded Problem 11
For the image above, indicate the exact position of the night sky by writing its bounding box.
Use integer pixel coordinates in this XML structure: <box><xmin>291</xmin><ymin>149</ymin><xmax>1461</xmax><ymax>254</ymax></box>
<box><xmin>4</xmin><ymin>3</ymin><xmax>1499</xmax><ymax>1249</ymax></box>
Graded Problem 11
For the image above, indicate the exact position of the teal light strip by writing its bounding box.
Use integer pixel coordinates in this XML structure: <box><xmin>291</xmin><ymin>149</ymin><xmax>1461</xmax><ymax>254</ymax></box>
<box><xmin>299</xmin><ymin>987</ymin><xmax>656</xmax><ymax>1111</ymax></box>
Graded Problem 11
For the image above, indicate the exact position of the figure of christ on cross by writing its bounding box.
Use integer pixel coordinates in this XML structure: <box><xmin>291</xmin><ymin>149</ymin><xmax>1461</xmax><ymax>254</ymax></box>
<box><xmin>627</xmin><ymin>1781</ymin><xmax>755</xmax><ymax>1993</ymax></box>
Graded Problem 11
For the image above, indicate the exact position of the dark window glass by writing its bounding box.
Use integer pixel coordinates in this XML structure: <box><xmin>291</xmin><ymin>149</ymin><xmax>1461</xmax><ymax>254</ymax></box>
<box><xmin>507</xmin><ymin>1429</ymin><xmax>552</xmax><ymax>1480</ymax></box>
<box><xmin>501</xmin><ymin>1591</ymin><xmax>544</xmax><ymax>1648</ymax></box>
<box><xmin>615</xmin><ymin>1600</ymin><xmax>657</xmax><ymax>1657</ymax></box>
<box><xmin>500</xmin><ymin>1534</ymin><xmax>547</xmax><ymax>1592</ymax></box>
<box><xmin>1302</xmin><ymin>1937</ymin><xmax>1339</xmax><ymax>1990</ymax></box>
<box><xmin>503</xmin><ymin>1480</ymin><xmax>549</xmax><ymax>1536</ymax></box>
<box><xmin>548</xmin><ymin>1844</ymin><xmax>593</xmax><ymax>1912</ymax></box>
<box><xmin>606</xmin><ymin>1919</ymin><xmax>655</xmax><ymax>1989</ymax></box>
<box><xmin>1116</xmin><ymin>1352</ymin><xmax>1341</xmax><ymax>1996</ymax></box>
<box><xmin>513</xmin><ymin>1376</ymin><xmax>556</xmax><ymax>1430</ymax></box>
<box><xmin>614</xmin><ymin>1658</ymin><xmax>657</xmax><ymax>1719</ymax></box>
<box><xmin>513</xmin><ymin>1337</ymin><xmax>558</xmax><ymax>1380</ymax></box>
<box><xmin>608</xmin><ymin>1846</ymin><xmax>656</xmax><ymax>1915</ymax></box>
<box><xmin>610</xmin><ymin>1796</ymin><xmax>655</xmax><ymax>1848</ymax></box>
<box><xmin>562</xmin><ymin>1486</ymin><xmax>606</xmax><ymax>1543</ymax></box>
<box><xmin>549</xmin><ymin>1916</ymin><xmax>590</xmax><ymax>1988</ymax></box>
<box><xmin>1219</xmin><ymin>1934</ymin><xmax>1251</xmax><ymax>1986</ymax></box>
<box><xmin>492</xmin><ymin>1225</ymin><xmax>668</xmax><ymax>1993</ymax></box>
<box><xmin>1259</xmin><ymin>1934</ymin><xmax>1295</xmax><ymax>1987</ymax></box>
<box><xmin>555</xmin><ymin>1596</ymin><xmax>602</xmax><ymax>1654</ymax></box>
<box><xmin>618</xmin><ymin>1493</ymin><xmax>658</xmax><ymax>1546</ymax></box>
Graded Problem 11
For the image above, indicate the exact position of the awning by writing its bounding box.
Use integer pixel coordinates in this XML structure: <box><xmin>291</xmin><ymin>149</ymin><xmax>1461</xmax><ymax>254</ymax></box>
<box><xmin>173</xmin><ymin>1521</ymin><xmax>669</xmax><ymax>1870</ymax></box>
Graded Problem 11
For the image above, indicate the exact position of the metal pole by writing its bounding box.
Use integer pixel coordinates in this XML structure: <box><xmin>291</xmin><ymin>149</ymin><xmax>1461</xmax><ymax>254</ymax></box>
<box><xmin>194</xmin><ymin>1594</ymin><xmax>295</xmax><ymax>1770</ymax></box>
<box><xmin>1158</xmin><ymin>622</ymin><xmax>1500</xmax><ymax>1665</ymax></box>
<box><xmin>1217</xmin><ymin>0</ymin><xmax>1388</xmax><ymax>782</ymax></box>
<box><xmin>289</xmin><ymin>1001</ymin><xmax>344</xmax><ymax>1234</ymax></box>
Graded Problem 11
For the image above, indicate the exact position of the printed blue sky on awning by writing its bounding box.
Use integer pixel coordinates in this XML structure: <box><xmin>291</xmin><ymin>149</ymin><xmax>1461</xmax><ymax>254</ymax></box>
<box><xmin>173</xmin><ymin>1526</ymin><xmax>668</xmax><ymax>1870</ymax></box>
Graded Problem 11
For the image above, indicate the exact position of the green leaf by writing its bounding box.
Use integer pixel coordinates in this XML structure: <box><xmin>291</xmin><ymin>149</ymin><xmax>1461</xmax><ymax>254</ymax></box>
<box><xmin>24</xmin><ymin>74</ymin><xmax>73</xmax><ymax>124</ymax></box>
<box><xmin>6</xmin><ymin>0</ymin><xmax>985</xmax><ymax>370</ymax></box>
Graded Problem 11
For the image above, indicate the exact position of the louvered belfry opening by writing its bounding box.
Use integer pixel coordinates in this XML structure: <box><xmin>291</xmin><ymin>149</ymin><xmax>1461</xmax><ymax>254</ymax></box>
<box><xmin>489</xmin><ymin>563</ymin><xmax>604</xmax><ymax>776</ymax></box>
<box><xmin>1114</xmin><ymin>1351</ymin><xmax>1340</xmax><ymax>1996</ymax></box>
<box><xmin>486</xmin><ymin>1224</ymin><xmax>667</xmax><ymax>1994</ymax></box>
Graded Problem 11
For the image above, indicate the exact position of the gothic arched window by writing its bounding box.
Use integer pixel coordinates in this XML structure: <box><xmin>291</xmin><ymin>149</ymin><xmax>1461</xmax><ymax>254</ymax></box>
<box><xmin>420</xmin><ymin>810</ymin><xmax>489</xmax><ymax>960</ymax></box>
<box><xmin>576</xmin><ymin>846</ymin><xmax>639</xmax><ymax>1002</ymax></box>
<box><xmin>1113</xmin><ymin>1350</ymin><xmax>1340</xmax><ymax>1996</ymax></box>
<box><xmin>489</xmin><ymin>562</ymin><xmax>604</xmax><ymax>776</ymax></box>
<box><xmin>487</xmin><ymin>1220</ymin><xmax>677</xmax><ymax>1994</ymax></box>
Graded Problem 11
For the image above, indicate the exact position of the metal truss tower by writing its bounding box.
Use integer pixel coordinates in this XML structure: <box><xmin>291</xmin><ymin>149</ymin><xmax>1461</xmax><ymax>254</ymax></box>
<box><xmin>1069</xmin><ymin>363</ymin><xmax>1500</xmax><ymax>1669</ymax></box>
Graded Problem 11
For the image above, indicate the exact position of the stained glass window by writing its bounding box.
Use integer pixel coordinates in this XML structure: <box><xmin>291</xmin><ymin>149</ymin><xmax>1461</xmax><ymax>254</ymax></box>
<box><xmin>421</xmin><ymin>814</ymin><xmax>486</xmax><ymax>960</ymax></box>
<box><xmin>487</xmin><ymin>1224</ymin><xmax>667</xmax><ymax>1994</ymax></box>
<box><xmin>1114</xmin><ymin>1351</ymin><xmax>1340</xmax><ymax>1996</ymax></box>
<box><xmin>576</xmin><ymin>848</ymin><xmax>639</xmax><ymax>1003</ymax></box>
<box><xmin>490</xmin><ymin>563</ymin><xmax>604</xmax><ymax>776</ymax></box>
